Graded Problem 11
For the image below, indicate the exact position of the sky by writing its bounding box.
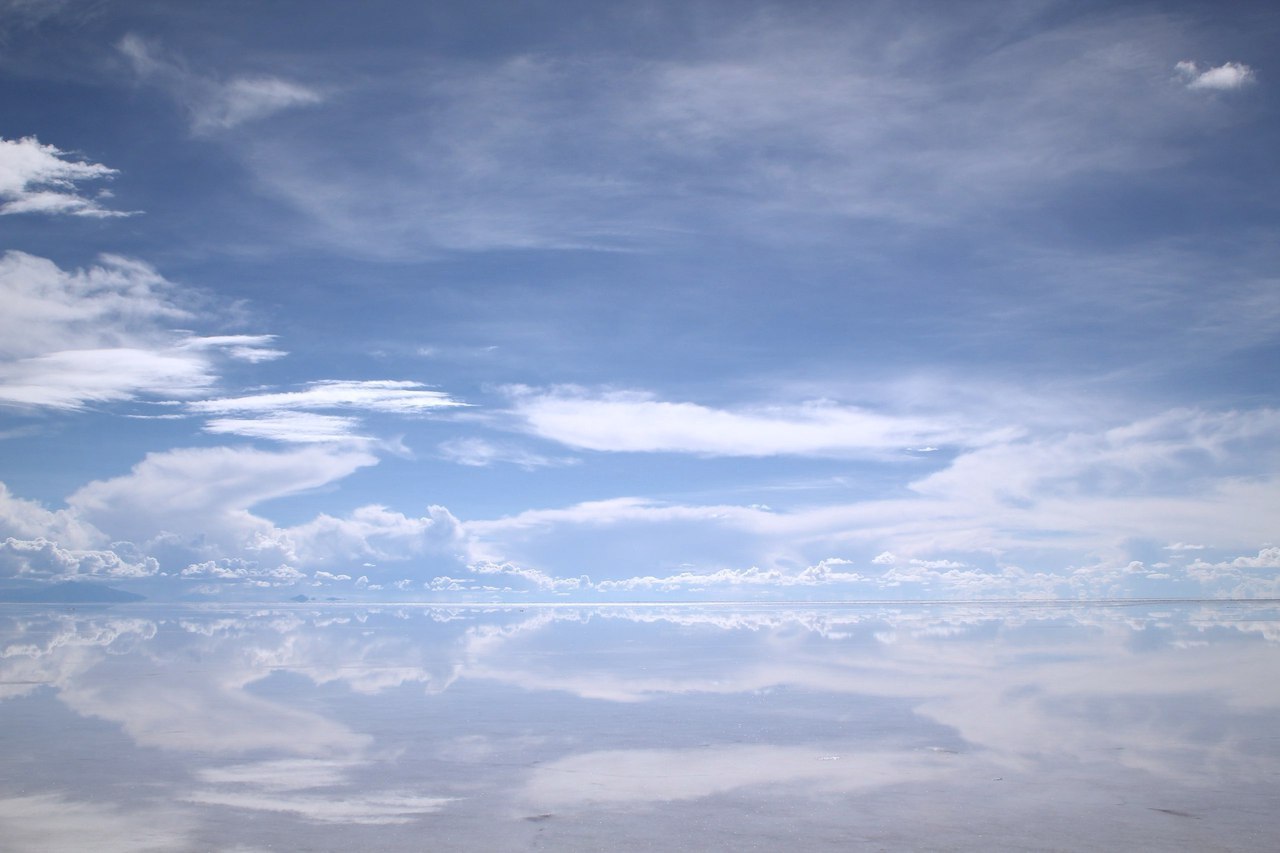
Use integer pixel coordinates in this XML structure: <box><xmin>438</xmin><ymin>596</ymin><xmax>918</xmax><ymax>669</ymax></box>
<box><xmin>0</xmin><ymin>0</ymin><xmax>1277</xmax><ymax>601</ymax></box>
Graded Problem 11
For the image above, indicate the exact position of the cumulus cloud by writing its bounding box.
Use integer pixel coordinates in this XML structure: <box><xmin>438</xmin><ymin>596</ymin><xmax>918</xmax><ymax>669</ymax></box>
<box><xmin>453</xmin><ymin>559</ymin><xmax>585</xmax><ymax>593</ymax></box>
<box><xmin>505</xmin><ymin>387</ymin><xmax>1015</xmax><ymax>457</ymax></box>
<box><xmin>66</xmin><ymin>445</ymin><xmax>378</xmax><ymax>551</ymax></box>
<box><xmin>181</xmin><ymin>559</ymin><xmax>306</xmax><ymax>587</ymax></box>
<box><xmin>1175</xmin><ymin>60</ymin><xmax>1257</xmax><ymax>91</ymax></box>
<box><xmin>0</xmin><ymin>537</ymin><xmax>158</xmax><ymax>580</ymax></box>
<box><xmin>0</xmin><ymin>136</ymin><xmax>131</xmax><ymax>217</ymax></box>
<box><xmin>0</xmin><ymin>482</ymin><xmax>103</xmax><ymax>550</ymax></box>
<box><xmin>0</xmin><ymin>445</ymin><xmax>470</xmax><ymax>596</ymax></box>
<box><xmin>281</xmin><ymin>504</ymin><xmax>466</xmax><ymax>572</ymax></box>
<box><xmin>0</xmin><ymin>252</ymin><xmax>282</xmax><ymax>410</ymax></box>
<box><xmin>118</xmin><ymin>34</ymin><xmax>322</xmax><ymax>133</ymax></box>
<box><xmin>1186</xmin><ymin>548</ymin><xmax>1280</xmax><ymax>598</ymax></box>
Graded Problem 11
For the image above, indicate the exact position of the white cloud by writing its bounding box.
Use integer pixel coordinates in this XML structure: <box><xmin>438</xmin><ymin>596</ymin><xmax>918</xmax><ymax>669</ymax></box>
<box><xmin>118</xmin><ymin>34</ymin><xmax>322</xmax><ymax>134</ymax></box>
<box><xmin>0</xmin><ymin>537</ymin><xmax>158</xmax><ymax>580</ymax></box>
<box><xmin>0</xmin><ymin>347</ymin><xmax>216</xmax><ymax>409</ymax></box>
<box><xmin>462</xmin><ymin>559</ymin><xmax>584</xmax><ymax>592</ymax></box>
<box><xmin>0</xmin><ymin>481</ymin><xmax>104</xmax><ymax>549</ymax></box>
<box><xmin>203</xmin><ymin>412</ymin><xmax>368</xmax><ymax>444</ymax></box>
<box><xmin>0</xmin><ymin>252</ymin><xmax>282</xmax><ymax>410</ymax></box>
<box><xmin>595</xmin><ymin>558</ymin><xmax>865</xmax><ymax>592</ymax></box>
<box><xmin>178</xmin><ymin>334</ymin><xmax>288</xmax><ymax>362</ymax></box>
<box><xmin>181</xmin><ymin>559</ymin><xmax>306</xmax><ymax>586</ymax></box>
<box><xmin>0</xmin><ymin>252</ymin><xmax>186</xmax><ymax>358</ymax></box>
<box><xmin>1186</xmin><ymin>548</ymin><xmax>1280</xmax><ymax>598</ymax></box>
<box><xmin>0</xmin><ymin>447</ymin><xmax>470</xmax><ymax>594</ymax></box>
<box><xmin>463</xmin><ymin>407</ymin><xmax>1280</xmax><ymax>597</ymax></box>
<box><xmin>910</xmin><ymin>407</ymin><xmax>1280</xmax><ymax>508</ymax></box>
<box><xmin>506</xmin><ymin>387</ymin><xmax>1015</xmax><ymax>457</ymax></box>
<box><xmin>281</xmin><ymin>504</ymin><xmax>466</xmax><ymax>572</ymax></box>
<box><xmin>0</xmin><ymin>136</ymin><xmax>131</xmax><ymax>218</ymax></box>
<box><xmin>190</xmin><ymin>379</ymin><xmax>468</xmax><ymax>416</ymax></box>
<box><xmin>1176</xmin><ymin>60</ymin><xmax>1256</xmax><ymax>91</ymax></box>
<box><xmin>187</xmin><ymin>380</ymin><xmax>468</xmax><ymax>444</ymax></box>
<box><xmin>66</xmin><ymin>445</ymin><xmax>378</xmax><ymax>550</ymax></box>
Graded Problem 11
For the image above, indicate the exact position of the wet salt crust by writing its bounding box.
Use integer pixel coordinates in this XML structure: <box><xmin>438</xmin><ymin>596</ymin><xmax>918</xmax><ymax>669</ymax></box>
<box><xmin>0</xmin><ymin>601</ymin><xmax>1277</xmax><ymax>851</ymax></box>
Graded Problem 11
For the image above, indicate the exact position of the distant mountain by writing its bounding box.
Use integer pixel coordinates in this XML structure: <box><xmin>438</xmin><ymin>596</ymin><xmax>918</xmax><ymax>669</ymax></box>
<box><xmin>0</xmin><ymin>583</ymin><xmax>146</xmax><ymax>603</ymax></box>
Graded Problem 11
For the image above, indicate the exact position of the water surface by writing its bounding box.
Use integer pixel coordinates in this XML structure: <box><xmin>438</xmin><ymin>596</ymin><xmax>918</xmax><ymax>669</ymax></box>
<box><xmin>1</xmin><ymin>602</ymin><xmax>1277</xmax><ymax>851</ymax></box>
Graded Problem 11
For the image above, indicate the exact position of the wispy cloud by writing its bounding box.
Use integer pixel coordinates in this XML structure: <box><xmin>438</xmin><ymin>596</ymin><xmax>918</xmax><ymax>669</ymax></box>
<box><xmin>0</xmin><ymin>136</ymin><xmax>131</xmax><ymax>217</ymax></box>
<box><xmin>237</xmin><ymin>7</ymin><xmax>1240</xmax><ymax>256</ymax></box>
<box><xmin>1175</xmin><ymin>60</ymin><xmax>1257</xmax><ymax>91</ymax></box>
<box><xmin>118</xmin><ymin>34</ymin><xmax>322</xmax><ymax>134</ymax></box>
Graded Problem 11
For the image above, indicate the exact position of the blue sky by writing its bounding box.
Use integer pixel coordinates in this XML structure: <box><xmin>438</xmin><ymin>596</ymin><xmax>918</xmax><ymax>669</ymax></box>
<box><xmin>0</xmin><ymin>0</ymin><xmax>1277</xmax><ymax>600</ymax></box>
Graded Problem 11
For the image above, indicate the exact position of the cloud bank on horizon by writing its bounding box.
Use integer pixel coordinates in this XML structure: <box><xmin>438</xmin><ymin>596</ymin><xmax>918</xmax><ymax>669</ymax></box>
<box><xmin>0</xmin><ymin>0</ymin><xmax>1276</xmax><ymax>601</ymax></box>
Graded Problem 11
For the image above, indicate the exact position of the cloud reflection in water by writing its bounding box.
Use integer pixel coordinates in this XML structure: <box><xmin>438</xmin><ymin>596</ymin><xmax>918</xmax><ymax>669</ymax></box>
<box><xmin>0</xmin><ymin>602</ymin><xmax>1277</xmax><ymax>850</ymax></box>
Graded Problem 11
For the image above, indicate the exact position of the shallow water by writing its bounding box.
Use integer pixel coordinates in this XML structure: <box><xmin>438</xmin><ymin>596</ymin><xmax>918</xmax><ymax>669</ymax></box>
<box><xmin>1</xmin><ymin>601</ymin><xmax>1278</xmax><ymax>851</ymax></box>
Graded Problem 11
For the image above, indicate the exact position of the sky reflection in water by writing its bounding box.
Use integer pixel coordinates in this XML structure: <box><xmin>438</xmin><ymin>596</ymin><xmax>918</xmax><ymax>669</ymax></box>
<box><xmin>1</xmin><ymin>602</ymin><xmax>1278</xmax><ymax>851</ymax></box>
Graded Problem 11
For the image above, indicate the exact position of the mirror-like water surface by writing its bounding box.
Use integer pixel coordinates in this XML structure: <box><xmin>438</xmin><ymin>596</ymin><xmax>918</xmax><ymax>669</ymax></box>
<box><xmin>1</xmin><ymin>602</ymin><xmax>1277</xmax><ymax>851</ymax></box>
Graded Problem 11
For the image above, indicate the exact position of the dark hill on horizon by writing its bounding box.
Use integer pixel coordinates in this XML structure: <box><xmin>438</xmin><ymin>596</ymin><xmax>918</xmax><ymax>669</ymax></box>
<box><xmin>0</xmin><ymin>583</ymin><xmax>145</xmax><ymax>603</ymax></box>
